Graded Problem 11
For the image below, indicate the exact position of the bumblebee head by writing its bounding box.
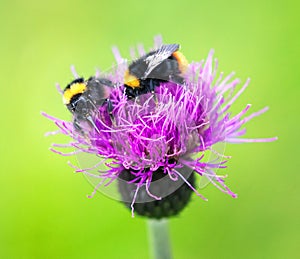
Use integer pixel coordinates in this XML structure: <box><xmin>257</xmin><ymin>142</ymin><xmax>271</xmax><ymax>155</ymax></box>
<box><xmin>63</xmin><ymin>78</ymin><xmax>87</xmax><ymax>112</ymax></box>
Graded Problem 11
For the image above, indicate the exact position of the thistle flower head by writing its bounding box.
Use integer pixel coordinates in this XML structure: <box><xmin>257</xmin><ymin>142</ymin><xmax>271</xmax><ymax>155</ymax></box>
<box><xmin>43</xmin><ymin>37</ymin><xmax>277</xmax><ymax>218</ymax></box>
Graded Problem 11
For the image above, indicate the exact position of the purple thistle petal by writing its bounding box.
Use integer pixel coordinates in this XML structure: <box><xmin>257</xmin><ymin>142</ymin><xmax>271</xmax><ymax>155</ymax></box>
<box><xmin>55</xmin><ymin>83</ymin><xmax>63</xmax><ymax>95</ymax></box>
<box><xmin>174</xmin><ymin>169</ymin><xmax>208</xmax><ymax>201</ymax></box>
<box><xmin>226</xmin><ymin>137</ymin><xmax>278</xmax><ymax>143</ymax></box>
<box><xmin>70</xmin><ymin>65</ymin><xmax>79</xmax><ymax>79</ymax></box>
<box><xmin>154</xmin><ymin>35</ymin><xmax>163</xmax><ymax>48</ymax></box>
<box><xmin>221</xmin><ymin>78</ymin><xmax>250</xmax><ymax>113</ymax></box>
<box><xmin>112</xmin><ymin>46</ymin><xmax>124</xmax><ymax>64</ymax></box>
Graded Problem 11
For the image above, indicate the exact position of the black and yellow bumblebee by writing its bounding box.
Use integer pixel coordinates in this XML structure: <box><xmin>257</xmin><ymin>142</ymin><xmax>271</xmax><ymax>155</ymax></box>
<box><xmin>124</xmin><ymin>44</ymin><xmax>188</xmax><ymax>98</ymax></box>
<box><xmin>63</xmin><ymin>76</ymin><xmax>114</xmax><ymax>133</ymax></box>
<box><xmin>62</xmin><ymin>43</ymin><xmax>188</xmax><ymax>131</ymax></box>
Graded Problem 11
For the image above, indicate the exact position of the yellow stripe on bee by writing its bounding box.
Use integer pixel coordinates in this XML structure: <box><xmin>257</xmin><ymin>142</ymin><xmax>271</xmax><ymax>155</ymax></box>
<box><xmin>124</xmin><ymin>69</ymin><xmax>140</xmax><ymax>88</ymax></box>
<box><xmin>172</xmin><ymin>51</ymin><xmax>189</xmax><ymax>73</ymax></box>
<box><xmin>63</xmin><ymin>82</ymin><xmax>86</xmax><ymax>104</ymax></box>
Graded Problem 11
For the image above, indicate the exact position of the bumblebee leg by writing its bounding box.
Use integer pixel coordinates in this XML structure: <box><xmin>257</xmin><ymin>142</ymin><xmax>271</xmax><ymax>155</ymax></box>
<box><xmin>149</xmin><ymin>79</ymin><xmax>158</xmax><ymax>104</ymax></box>
<box><xmin>106</xmin><ymin>98</ymin><xmax>116</xmax><ymax>124</ymax></box>
<box><xmin>73</xmin><ymin>119</ymin><xmax>83</xmax><ymax>135</ymax></box>
<box><xmin>149</xmin><ymin>78</ymin><xmax>155</xmax><ymax>93</ymax></box>
<box><xmin>106</xmin><ymin>99</ymin><xmax>113</xmax><ymax>114</ymax></box>
<box><xmin>125</xmin><ymin>85</ymin><xmax>135</xmax><ymax>99</ymax></box>
<box><xmin>73</xmin><ymin>118</ymin><xmax>91</xmax><ymax>142</ymax></box>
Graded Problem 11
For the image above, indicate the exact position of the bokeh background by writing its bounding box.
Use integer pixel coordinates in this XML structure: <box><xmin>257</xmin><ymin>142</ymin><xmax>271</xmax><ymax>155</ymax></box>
<box><xmin>1</xmin><ymin>0</ymin><xmax>299</xmax><ymax>258</ymax></box>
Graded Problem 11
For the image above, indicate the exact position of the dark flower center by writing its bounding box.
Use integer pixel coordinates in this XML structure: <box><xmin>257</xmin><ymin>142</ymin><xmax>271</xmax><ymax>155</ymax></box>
<box><xmin>118</xmin><ymin>163</ymin><xmax>195</xmax><ymax>219</ymax></box>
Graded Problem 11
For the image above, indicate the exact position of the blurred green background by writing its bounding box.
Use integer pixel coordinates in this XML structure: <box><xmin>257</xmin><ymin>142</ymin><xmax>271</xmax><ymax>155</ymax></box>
<box><xmin>1</xmin><ymin>0</ymin><xmax>299</xmax><ymax>258</ymax></box>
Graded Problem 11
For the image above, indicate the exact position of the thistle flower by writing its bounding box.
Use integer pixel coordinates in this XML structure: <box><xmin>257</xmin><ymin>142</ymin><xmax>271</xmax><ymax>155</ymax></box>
<box><xmin>42</xmin><ymin>37</ymin><xmax>277</xmax><ymax>218</ymax></box>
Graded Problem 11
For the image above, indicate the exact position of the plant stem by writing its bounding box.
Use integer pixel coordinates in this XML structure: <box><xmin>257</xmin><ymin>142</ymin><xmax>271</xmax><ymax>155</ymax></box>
<box><xmin>148</xmin><ymin>219</ymin><xmax>172</xmax><ymax>259</ymax></box>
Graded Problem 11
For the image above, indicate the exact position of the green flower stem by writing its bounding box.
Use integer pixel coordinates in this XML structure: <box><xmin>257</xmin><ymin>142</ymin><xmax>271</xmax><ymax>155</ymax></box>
<box><xmin>148</xmin><ymin>219</ymin><xmax>172</xmax><ymax>259</ymax></box>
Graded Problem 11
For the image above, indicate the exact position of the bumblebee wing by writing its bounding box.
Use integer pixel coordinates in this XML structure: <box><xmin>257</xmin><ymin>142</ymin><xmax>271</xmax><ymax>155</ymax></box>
<box><xmin>85</xmin><ymin>77</ymin><xmax>114</xmax><ymax>106</ymax></box>
<box><xmin>143</xmin><ymin>44</ymin><xmax>180</xmax><ymax>78</ymax></box>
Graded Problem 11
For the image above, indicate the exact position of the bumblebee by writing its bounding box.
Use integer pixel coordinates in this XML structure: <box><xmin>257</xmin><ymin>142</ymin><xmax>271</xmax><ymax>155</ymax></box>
<box><xmin>124</xmin><ymin>44</ymin><xmax>188</xmax><ymax>98</ymax></box>
<box><xmin>63</xmin><ymin>76</ymin><xmax>114</xmax><ymax>133</ymax></box>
